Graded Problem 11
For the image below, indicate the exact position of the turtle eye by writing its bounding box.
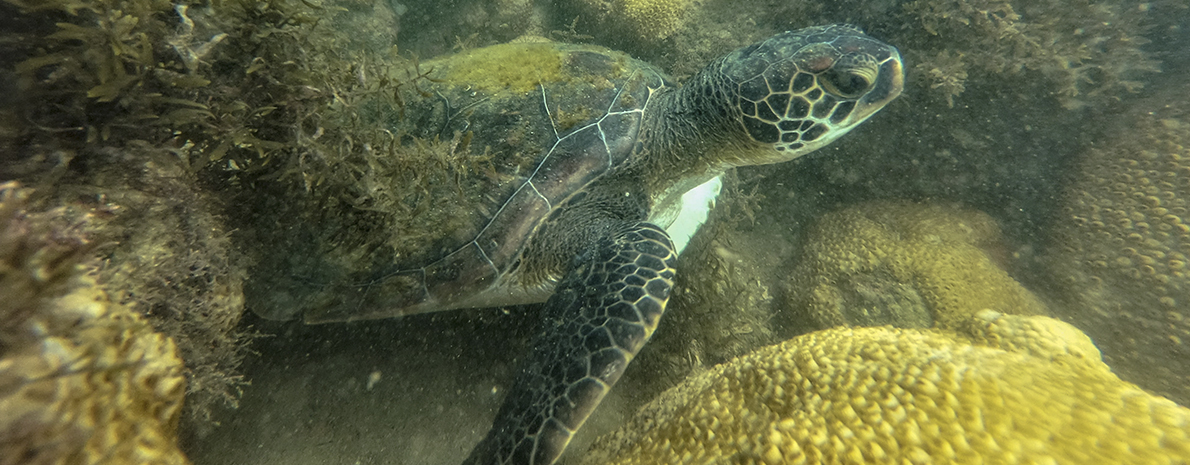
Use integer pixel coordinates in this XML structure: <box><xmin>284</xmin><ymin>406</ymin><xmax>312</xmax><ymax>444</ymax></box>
<box><xmin>819</xmin><ymin>69</ymin><xmax>873</xmax><ymax>99</ymax></box>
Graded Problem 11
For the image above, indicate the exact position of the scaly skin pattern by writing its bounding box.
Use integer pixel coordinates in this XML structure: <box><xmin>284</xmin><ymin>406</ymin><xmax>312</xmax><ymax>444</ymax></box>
<box><xmin>463</xmin><ymin>223</ymin><xmax>676</xmax><ymax>465</ymax></box>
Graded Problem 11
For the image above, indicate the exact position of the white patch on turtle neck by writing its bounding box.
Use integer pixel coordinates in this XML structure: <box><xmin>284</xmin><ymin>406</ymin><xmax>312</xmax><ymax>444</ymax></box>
<box><xmin>666</xmin><ymin>175</ymin><xmax>722</xmax><ymax>255</ymax></box>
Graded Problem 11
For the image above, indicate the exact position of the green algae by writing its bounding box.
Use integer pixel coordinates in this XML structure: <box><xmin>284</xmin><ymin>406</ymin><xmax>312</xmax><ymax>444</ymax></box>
<box><xmin>440</xmin><ymin>42</ymin><xmax>567</xmax><ymax>94</ymax></box>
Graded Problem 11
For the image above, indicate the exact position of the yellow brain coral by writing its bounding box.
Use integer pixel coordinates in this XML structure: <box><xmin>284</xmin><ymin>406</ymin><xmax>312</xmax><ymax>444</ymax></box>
<box><xmin>616</xmin><ymin>0</ymin><xmax>689</xmax><ymax>41</ymax></box>
<box><xmin>0</xmin><ymin>184</ymin><xmax>190</xmax><ymax>465</ymax></box>
<box><xmin>576</xmin><ymin>0</ymin><xmax>690</xmax><ymax>42</ymax></box>
<box><xmin>579</xmin><ymin>312</ymin><xmax>1190</xmax><ymax>465</ymax></box>
<box><xmin>1046</xmin><ymin>92</ymin><xmax>1190</xmax><ymax>406</ymax></box>
<box><xmin>787</xmin><ymin>201</ymin><xmax>1047</xmax><ymax>331</ymax></box>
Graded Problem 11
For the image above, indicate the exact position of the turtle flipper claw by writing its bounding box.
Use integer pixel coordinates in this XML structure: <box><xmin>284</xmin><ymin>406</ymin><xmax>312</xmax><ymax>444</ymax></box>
<box><xmin>463</xmin><ymin>223</ymin><xmax>676</xmax><ymax>465</ymax></box>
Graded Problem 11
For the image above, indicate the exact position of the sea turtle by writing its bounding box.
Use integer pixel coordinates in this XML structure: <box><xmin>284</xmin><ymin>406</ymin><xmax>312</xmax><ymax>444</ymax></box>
<box><xmin>250</xmin><ymin>24</ymin><xmax>902</xmax><ymax>465</ymax></box>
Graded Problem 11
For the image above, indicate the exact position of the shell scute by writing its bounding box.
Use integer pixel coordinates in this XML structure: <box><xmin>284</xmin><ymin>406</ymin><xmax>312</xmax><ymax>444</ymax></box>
<box><xmin>532</xmin><ymin>125</ymin><xmax>613</xmax><ymax>203</ymax></box>
<box><xmin>598</xmin><ymin>111</ymin><xmax>644</xmax><ymax>167</ymax></box>
<box><xmin>476</xmin><ymin>185</ymin><xmax>552</xmax><ymax>267</ymax></box>
<box><xmin>425</xmin><ymin>243</ymin><xmax>499</xmax><ymax>300</ymax></box>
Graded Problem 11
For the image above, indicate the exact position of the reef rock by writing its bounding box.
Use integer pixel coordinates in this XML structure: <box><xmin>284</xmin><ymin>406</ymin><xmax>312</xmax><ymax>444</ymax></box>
<box><xmin>0</xmin><ymin>184</ymin><xmax>190</xmax><ymax>465</ymax></box>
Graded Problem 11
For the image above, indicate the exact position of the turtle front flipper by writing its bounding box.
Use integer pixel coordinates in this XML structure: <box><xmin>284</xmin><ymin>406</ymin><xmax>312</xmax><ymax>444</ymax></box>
<box><xmin>463</xmin><ymin>222</ymin><xmax>676</xmax><ymax>465</ymax></box>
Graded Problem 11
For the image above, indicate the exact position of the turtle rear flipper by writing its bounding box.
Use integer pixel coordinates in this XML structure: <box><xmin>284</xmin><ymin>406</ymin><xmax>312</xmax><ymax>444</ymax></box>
<box><xmin>464</xmin><ymin>222</ymin><xmax>676</xmax><ymax>465</ymax></box>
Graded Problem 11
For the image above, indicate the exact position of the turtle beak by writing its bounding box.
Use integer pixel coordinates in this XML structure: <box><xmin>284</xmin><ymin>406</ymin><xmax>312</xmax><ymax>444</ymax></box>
<box><xmin>852</xmin><ymin>50</ymin><xmax>904</xmax><ymax>123</ymax></box>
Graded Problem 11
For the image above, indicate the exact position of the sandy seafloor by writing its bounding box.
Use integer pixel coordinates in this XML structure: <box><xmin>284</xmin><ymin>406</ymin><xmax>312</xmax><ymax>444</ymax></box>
<box><xmin>185</xmin><ymin>306</ymin><xmax>646</xmax><ymax>465</ymax></box>
<box><xmin>188</xmin><ymin>308</ymin><xmax>514</xmax><ymax>464</ymax></box>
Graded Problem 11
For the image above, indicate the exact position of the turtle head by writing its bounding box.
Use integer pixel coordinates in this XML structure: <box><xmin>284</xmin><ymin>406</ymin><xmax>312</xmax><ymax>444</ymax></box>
<box><xmin>712</xmin><ymin>24</ymin><xmax>903</xmax><ymax>166</ymax></box>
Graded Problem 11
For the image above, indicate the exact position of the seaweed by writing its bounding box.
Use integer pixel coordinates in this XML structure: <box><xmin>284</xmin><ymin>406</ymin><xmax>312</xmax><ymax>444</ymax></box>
<box><xmin>0</xmin><ymin>0</ymin><xmax>417</xmax><ymax>434</ymax></box>
<box><xmin>901</xmin><ymin>0</ymin><xmax>1159</xmax><ymax>109</ymax></box>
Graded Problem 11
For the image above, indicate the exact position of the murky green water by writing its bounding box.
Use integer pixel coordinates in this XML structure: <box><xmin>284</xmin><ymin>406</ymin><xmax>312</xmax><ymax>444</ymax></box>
<box><xmin>2</xmin><ymin>0</ymin><xmax>1188</xmax><ymax>463</ymax></box>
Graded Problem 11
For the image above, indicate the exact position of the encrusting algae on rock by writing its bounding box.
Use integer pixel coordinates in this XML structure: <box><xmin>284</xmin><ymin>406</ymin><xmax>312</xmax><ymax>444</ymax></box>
<box><xmin>0</xmin><ymin>183</ymin><xmax>190</xmax><ymax>465</ymax></box>
<box><xmin>578</xmin><ymin>311</ymin><xmax>1190</xmax><ymax>465</ymax></box>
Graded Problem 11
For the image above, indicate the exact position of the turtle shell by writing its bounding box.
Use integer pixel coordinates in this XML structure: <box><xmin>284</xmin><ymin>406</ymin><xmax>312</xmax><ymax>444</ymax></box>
<box><xmin>392</xmin><ymin>41</ymin><xmax>668</xmax><ymax>266</ymax></box>
<box><xmin>248</xmin><ymin>40</ymin><xmax>671</xmax><ymax>322</ymax></box>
